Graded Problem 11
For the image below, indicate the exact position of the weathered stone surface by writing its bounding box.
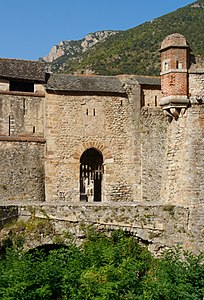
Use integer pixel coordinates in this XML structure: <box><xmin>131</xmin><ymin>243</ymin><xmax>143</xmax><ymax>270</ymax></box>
<box><xmin>45</xmin><ymin>90</ymin><xmax>141</xmax><ymax>202</ymax></box>
<box><xmin>0</xmin><ymin>94</ymin><xmax>44</xmax><ymax>136</ymax></box>
<box><xmin>159</xmin><ymin>105</ymin><xmax>204</xmax><ymax>205</ymax></box>
<box><xmin>0</xmin><ymin>142</ymin><xmax>45</xmax><ymax>202</ymax></box>
<box><xmin>140</xmin><ymin>107</ymin><xmax>167</xmax><ymax>201</ymax></box>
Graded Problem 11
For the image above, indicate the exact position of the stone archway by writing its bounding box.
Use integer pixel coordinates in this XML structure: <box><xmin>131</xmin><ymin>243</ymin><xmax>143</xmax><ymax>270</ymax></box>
<box><xmin>80</xmin><ymin>148</ymin><xmax>103</xmax><ymax>202</ymax></box>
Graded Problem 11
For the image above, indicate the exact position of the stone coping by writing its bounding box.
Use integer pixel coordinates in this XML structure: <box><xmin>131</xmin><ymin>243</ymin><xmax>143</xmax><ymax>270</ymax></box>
<box><xmin>0</xmin><ymin>201</ymin><xmax>198</xmax><ymax>209</ymax></box>
<box><xmin>0</xmin><ymin>90</ymin><xmax>45</xmax><ymax>97</ymax></box>
<box><xmin>0</xmin><ymin>135</ymin><xmax>46</xmax><ymax>143</ymax></box>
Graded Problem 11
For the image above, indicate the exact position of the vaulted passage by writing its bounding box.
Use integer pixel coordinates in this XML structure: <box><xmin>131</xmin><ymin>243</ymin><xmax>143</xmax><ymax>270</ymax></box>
<box><xmin>80</xmin><ymin>148</ymin><xmax>103</xmax><ymax>202</ymax></box>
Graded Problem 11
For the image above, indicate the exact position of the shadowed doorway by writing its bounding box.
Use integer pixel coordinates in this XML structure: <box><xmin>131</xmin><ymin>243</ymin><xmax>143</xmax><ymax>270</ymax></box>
<box><xmin>80</xmin><ymin>148</ymin><xmax>103</xmax><ymax>202</ymax></box>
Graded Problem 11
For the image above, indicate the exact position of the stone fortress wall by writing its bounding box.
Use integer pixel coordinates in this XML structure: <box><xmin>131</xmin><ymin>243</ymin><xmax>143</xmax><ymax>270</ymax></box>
<box><xmin>0</xmin><ymin>34</ymin><xmax>203</xmax><ymax>252</ymax></box>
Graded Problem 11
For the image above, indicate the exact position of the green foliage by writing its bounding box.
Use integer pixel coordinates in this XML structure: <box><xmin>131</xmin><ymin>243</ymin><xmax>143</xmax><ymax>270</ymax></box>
<box><xmin>0</xmin><ymin>230</ymin><xmax>203</xmax><ymax>299</ymax></box>
<box><xmin>50</xmin><ymin>1</ymin><xmax>204</xmax><ymax>76</ymax></box>
<box><xmin>142</xmin><ymin>247</ymin><xmax>204</xmax><ymax>300</ymax></box>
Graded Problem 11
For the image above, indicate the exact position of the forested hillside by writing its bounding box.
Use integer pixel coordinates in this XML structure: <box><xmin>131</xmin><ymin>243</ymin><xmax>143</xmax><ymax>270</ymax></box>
<box><xmin>49</xmin><ymin>0</ymin><xmax>204</xmax><ymax>76</ymax></box>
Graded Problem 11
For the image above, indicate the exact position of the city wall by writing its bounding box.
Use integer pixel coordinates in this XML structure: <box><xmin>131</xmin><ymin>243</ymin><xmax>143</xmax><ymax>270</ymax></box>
<box><xmin>0</xmin><ymin>35</ymin><xmax>204</xmax><ymax>252</ymax></box>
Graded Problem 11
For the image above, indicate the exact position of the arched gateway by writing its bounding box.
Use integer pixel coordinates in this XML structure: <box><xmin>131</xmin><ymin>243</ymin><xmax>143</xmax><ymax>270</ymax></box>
<box><xmin>80</xmin><ymin>148</ymin><xmax>103</xmax><ymax>202</ymax></box>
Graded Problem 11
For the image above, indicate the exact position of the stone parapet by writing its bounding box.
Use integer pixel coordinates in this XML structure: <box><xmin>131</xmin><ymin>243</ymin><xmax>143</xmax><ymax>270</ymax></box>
<box><xmin>0</xmin><ymin>201</ymin><xmax>201</xmax><ymax>254</ymax></box>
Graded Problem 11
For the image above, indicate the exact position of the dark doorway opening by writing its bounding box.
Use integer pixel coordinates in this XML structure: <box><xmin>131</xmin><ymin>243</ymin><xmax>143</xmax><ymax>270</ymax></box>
<box><xmin>80</xmin><ymin>148</ymin><xmax>103</xmax><ymax>202</ymax></box>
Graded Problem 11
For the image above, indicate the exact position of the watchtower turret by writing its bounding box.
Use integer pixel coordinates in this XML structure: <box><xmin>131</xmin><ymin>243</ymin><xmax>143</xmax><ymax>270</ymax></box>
<box><xmin>159</xmin><ymin>33</ymin><xmax>190</xmax><ymax>118</ymax></box>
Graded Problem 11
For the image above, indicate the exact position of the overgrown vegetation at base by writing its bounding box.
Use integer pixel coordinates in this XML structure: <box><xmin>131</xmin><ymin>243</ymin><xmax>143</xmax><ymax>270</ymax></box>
<box><xmin>0</xmin><ymin>230</ymin><xmax>203</xmax><ymax>300</ymax></box>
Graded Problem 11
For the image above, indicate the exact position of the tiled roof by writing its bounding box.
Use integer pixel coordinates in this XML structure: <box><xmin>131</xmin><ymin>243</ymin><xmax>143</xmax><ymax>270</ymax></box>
<box><xmin>0</xmin><ymin>58</ymin><xmax>46</xmax><ymax>82</ymax></box>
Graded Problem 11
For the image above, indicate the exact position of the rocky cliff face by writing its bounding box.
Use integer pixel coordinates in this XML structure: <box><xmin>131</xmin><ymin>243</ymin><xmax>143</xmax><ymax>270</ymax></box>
<box><xmin>191</xmin><ymin>1</ymin><xmax>204</xmax><ymax>8</ymax></box>
<box><xmin>80</xmin><ymin>31</ymin><xmax>118</xmax><ymax>52</ymax></box>
<box><xmin>41</xmin><ymin>30</ymin><xmax>119</xmax><ymax>63</ymax></box>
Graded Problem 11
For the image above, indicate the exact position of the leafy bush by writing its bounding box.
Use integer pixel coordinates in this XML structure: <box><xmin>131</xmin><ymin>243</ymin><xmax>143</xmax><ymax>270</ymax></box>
<box><xmin>0</xmin><ymin>230</ymin><xmax>203</xmax><ymax>299</ymax></box>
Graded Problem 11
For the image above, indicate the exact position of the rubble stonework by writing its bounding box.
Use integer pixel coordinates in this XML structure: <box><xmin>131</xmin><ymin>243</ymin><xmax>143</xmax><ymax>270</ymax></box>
<box><xmin>0</xmin><ymin>34</ymin><xmax>203</xmax><ymax>252</ymax></box>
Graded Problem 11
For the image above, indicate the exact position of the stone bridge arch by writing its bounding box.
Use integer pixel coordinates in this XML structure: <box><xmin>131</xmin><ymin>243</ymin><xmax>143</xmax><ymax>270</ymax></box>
<box><xmin>27</xmin><ymin>243</ymin><xmax>69</xmax><ymax>256</ymax></box>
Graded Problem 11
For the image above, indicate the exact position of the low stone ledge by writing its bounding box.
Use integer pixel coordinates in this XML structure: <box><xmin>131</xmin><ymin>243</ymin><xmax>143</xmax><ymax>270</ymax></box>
<box><xmin>0</xmin><ymin>90</ymin><xmax>45</xmax><ymax>97</ymax></box>
<box><xmin>0</xmin><ymin>135</ymin><xmax>46</xmax><ymax>143</ymax></box>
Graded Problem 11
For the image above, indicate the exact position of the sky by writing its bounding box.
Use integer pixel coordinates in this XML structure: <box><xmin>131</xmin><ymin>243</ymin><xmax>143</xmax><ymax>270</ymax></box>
<box><xmin>0</xmin><ymin>0</ymin><xmax>194</xmax><ymax>60</ymax></box>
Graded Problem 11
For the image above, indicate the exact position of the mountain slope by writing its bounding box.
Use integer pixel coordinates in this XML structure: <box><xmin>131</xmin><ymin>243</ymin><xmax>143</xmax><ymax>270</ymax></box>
<box><xmin>41</xmin><ymin>31</ymin><xmax>119</xmax><ymax>69</ymax></box>
<box><xmin>48</xmin><ymin>0</ymin><xmax>204</xmax><ymax>76</ymax></box>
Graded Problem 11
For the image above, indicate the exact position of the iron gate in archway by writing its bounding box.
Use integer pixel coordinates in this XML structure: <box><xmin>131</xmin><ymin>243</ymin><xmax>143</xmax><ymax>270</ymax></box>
<box><xmin>80</xmin><ymin>148</ymin><xmax>103</xmax><ymax>202</ymax></box>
